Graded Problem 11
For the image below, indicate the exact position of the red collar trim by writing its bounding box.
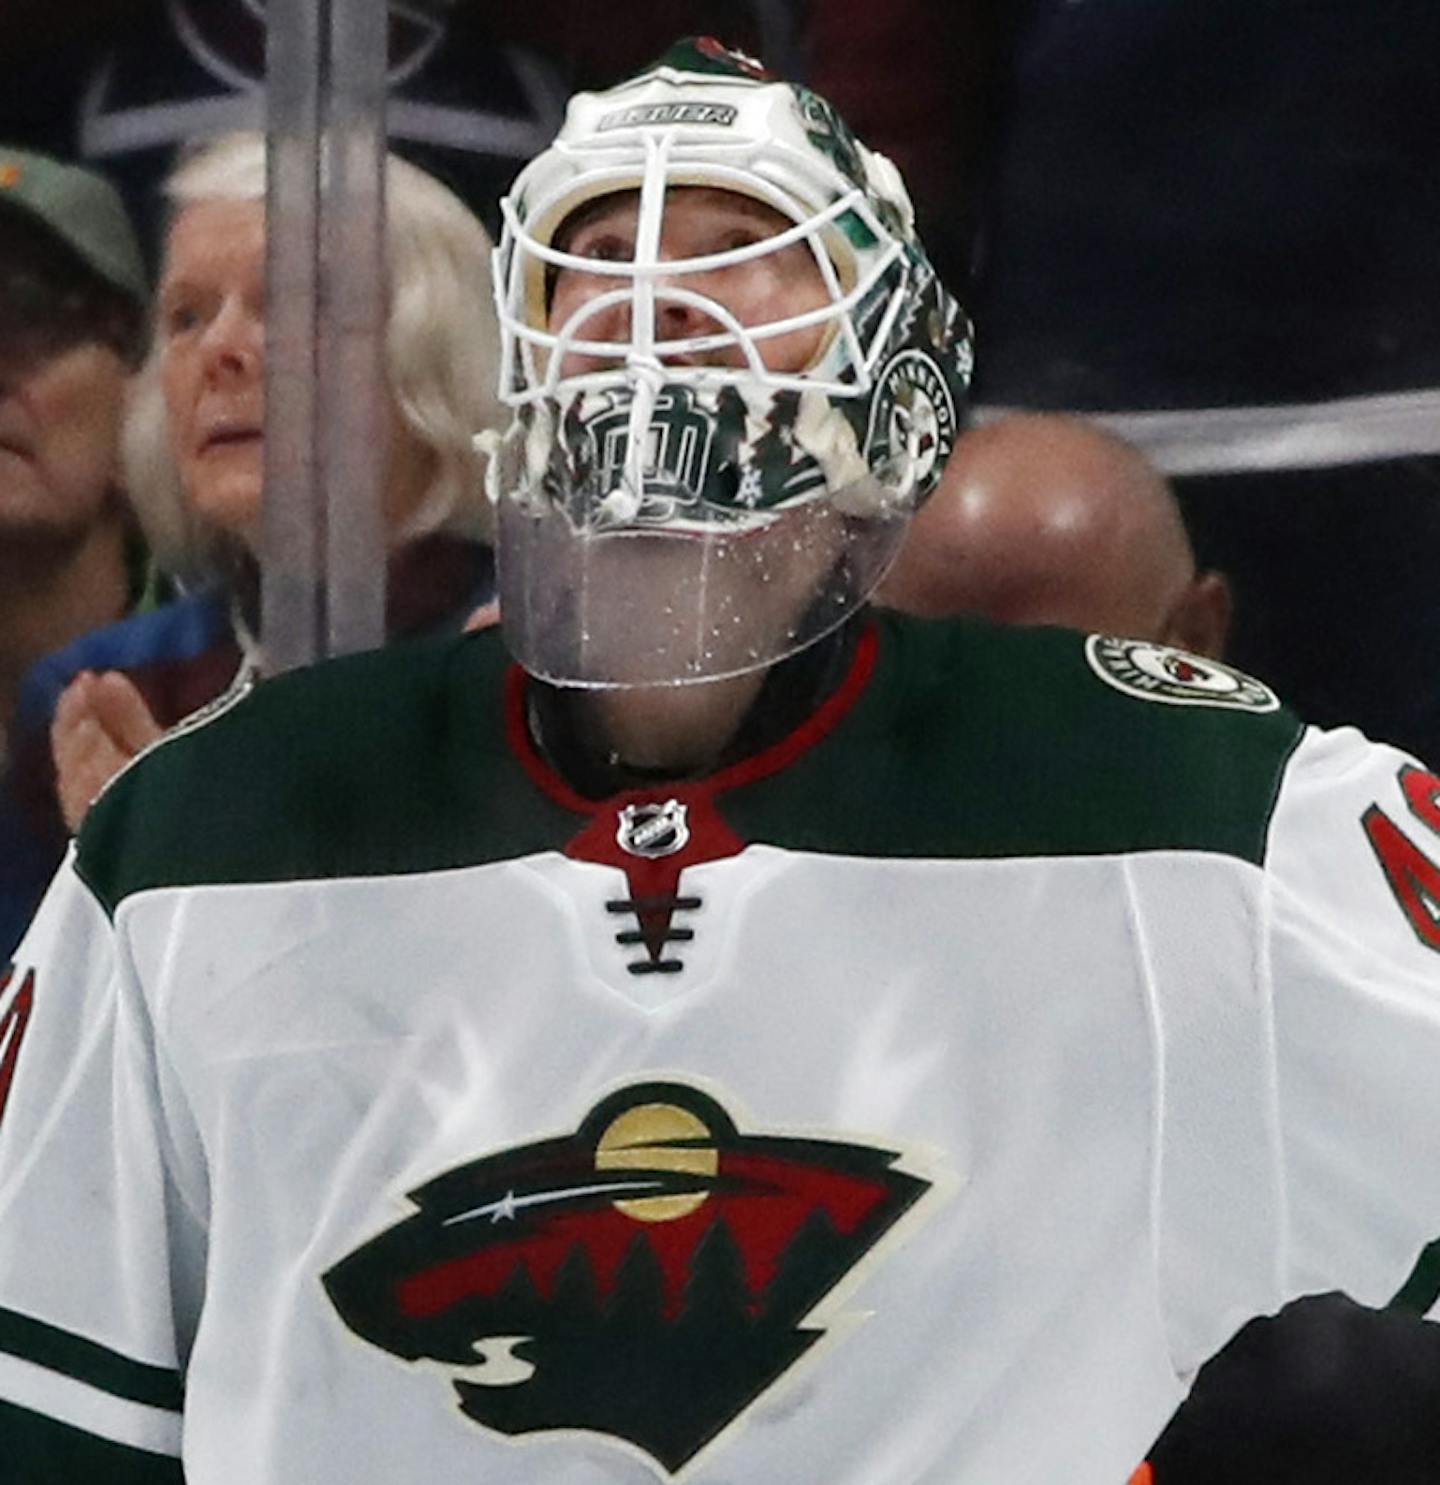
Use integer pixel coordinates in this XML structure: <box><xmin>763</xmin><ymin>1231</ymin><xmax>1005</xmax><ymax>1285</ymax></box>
<box><xmin>505</xmin><ymin>622</ymin><xmax>880</xmax><ymax>816</ymax></box>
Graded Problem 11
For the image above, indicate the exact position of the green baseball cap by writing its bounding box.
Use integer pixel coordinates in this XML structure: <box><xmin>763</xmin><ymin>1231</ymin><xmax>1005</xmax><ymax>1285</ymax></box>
<box><xmin>0</xmin><ymin>146</ymin><xmax>147</xmax><ymax>309</ymax></box>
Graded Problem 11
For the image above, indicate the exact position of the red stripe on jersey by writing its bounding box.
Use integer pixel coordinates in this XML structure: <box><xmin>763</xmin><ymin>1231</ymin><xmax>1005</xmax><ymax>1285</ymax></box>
<box><xmin>505</xmin><ymin>622</ymin><xmax>880</xmax><ymax>817</ymax></box>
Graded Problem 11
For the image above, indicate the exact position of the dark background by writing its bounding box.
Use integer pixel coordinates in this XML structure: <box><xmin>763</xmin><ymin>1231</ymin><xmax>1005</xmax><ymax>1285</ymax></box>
<box><xmin>3</xmin><ymin>8</ymin><xmax>1439</xmax><ymax>1475</ymax></box>
<box><xmin>4</xmin><ymin>0</ymin><xmax>1434</xmax><ymax>761</ymax></box>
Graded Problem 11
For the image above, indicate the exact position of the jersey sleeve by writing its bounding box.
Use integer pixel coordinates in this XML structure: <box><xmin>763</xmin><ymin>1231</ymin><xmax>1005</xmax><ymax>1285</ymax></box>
<box><xmin>1263</xmin><ymin>724</ymin><xmax>1440</xmax><ymax>1309</ymax></box>
<box><xmin>0</xmin><ymin>852</ymin><xmax>199</xmax><ymax>1481</ymax></box>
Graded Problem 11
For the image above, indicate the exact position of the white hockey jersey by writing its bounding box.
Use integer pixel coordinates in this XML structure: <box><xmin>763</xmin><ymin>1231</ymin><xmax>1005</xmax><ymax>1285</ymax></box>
<box><xmin>2</xmin><ymin>613</ymin><xmax>1440</xmax><ymax>1485</ymax></box>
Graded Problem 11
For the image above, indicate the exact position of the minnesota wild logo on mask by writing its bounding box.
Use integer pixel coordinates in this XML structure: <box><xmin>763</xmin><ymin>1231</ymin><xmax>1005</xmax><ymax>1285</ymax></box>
<box><xmin>532</xmin><ymin>386</ymin><xmax>834</xmax><ymax>535</ymax></box>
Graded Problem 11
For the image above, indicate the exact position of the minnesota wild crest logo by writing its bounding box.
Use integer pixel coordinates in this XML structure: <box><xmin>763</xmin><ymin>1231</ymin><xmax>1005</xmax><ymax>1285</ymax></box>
<box><xmin>324</xmin><ymin>1082</ymin><xmax>932</xmax><ymax>1474</ymax></box>
<box><xmin>586</xmin><ymin>387</ymin><xmax>715</xmax><ymax>522</ymax></box>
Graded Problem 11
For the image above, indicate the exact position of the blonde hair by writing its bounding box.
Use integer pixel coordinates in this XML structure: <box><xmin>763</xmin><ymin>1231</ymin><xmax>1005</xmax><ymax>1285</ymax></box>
<box><xmin>123</xmin><ymin>131</ymin><xmax>502</xmax><ymax>580</ymax></box>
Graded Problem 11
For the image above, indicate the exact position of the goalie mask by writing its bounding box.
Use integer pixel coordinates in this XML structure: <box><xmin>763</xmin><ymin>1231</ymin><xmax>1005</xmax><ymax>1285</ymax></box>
<box><xmin>491</xmin><ymin>37</ymin><xmax>974</xmax><ymax>688</ymax></box>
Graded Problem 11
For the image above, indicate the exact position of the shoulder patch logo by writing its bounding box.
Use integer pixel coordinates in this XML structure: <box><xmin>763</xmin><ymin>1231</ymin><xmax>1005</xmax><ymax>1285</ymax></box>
<box><xmin>0</xmin><ymin>966</ymin><xmax>36</xmax><ymax>1131</ymax></box>
<box><xmin>1085</xmin><ymin>635</ymin><xmax>1280</xmax><ymax>712</ymax></box>
<box><xmin>324</xmin><ymin>1081</ymin><xmax>934</xmax><ymax>1476</ymax></box>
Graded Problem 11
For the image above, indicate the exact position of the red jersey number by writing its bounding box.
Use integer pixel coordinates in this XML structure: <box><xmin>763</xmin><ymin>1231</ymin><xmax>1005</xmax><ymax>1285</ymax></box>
<box><xmin>0</xmin><ymin>966</ymin><xmax>35</xmax><ymax>1129</ymax></box>
<box><xmin>1363</xmin><ymin>767</ymin><xmax>1440</xmax><ymax>951</ymax></box>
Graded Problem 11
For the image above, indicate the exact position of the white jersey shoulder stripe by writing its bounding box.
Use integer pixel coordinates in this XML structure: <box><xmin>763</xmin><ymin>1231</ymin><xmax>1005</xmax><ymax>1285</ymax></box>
<box><xmin>0</xmin><ymin>1350</ymin><xmax>181</xmax><ymax>1457</ymax></box>
<box><xmin>85</xmin><ymin>657</ymin><xmax>259</xmax><ymax>820</ymax></box>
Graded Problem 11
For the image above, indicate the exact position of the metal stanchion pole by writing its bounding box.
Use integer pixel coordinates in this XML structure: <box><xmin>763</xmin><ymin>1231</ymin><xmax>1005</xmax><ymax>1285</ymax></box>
<box><xmin>321</xmin><ymin>0</ymin><xmax>388</xmax><ymax>659</ymax></box>
<box><xmin>261</xmin><ymin>0</ymin><xmax>388</xmax><ymax>673</ymax></box>
<box><xmin>261</xmin><ymin>0</ymin><xmax>322</xmax><ymax>673</ymax></box>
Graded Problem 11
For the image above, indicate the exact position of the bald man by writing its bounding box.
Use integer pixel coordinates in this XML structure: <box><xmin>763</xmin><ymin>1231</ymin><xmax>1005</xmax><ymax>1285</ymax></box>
<box><xmin>877</xmin><ymin>412</ymin><xmax>1232</xmax><ymax>658</ymax></box>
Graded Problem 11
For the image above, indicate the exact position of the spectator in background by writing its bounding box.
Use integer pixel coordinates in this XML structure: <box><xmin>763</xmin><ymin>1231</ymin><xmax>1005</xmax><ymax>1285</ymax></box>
<box><xmin>0</xmin><ymin>144</ymin><xmax>151</xmax><ymax>954</ymax></box>
<box><xmin>1</xmin><ymin>130</ymin><xmax>503</xmax><ymax>955</ymax></box>
<box><xmin>878</xmin><ymin>411</ymin><xmax>1232</xmax><ymax>659</ymax></box>
<box><xmin>0</xmin><ymin>146</ymin><xmax>150</xmax><ymax>731</ymax></box>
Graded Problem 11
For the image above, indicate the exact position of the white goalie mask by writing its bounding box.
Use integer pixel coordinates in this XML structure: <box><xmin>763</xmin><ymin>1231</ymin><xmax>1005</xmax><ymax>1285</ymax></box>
<box><xmin>490</xmin><ymin>37</ymin><xmax>974</xmax><ymax>688</ymax></box>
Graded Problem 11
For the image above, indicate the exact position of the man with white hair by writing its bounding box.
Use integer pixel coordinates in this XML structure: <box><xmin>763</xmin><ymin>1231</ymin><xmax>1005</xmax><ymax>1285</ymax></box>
<box><xmin>1</xmin><ymin>39</ymin><xmax>1439</xmax><ymax>1485</ymax></box>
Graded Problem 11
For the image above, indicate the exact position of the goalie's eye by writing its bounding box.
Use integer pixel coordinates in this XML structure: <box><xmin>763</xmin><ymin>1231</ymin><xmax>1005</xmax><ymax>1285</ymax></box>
<box><xmin>573</xmin><ymin>232</ymin><xmax>634</xmax><ymax>264</ymax></box>
<box><xmin>553</xmin><ymin>192</ymin><xmax>640</xmax><ymax>261</ymax></box>
<box><xmin>712</xmin><ymin>227</ymin><xmax>764</xmax><ymax>255</ymax></box>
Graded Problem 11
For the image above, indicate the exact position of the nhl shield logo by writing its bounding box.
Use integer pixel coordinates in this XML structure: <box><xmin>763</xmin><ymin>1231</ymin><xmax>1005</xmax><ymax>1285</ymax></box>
<box><xmin>617</xmin><ymin>800</ymin><xmax>690</xmax><ymax>859</ymax></box>
<box><xmin>1086</xmin><ymin>635</ymin><xmax>1280</xmax><ymax>712</ymax></box>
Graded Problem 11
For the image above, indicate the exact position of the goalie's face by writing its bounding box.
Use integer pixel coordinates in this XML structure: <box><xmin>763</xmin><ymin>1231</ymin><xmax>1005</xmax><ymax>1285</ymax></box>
<box><xmin>546</xmin><ymin>187</ymin><xmax>832</xmax><ymax>378</ymax></box>
<box><xmin>493</xmin><ymin>57</ymin><xmax>972</xmax><ymax>698</ymax></box>
<box><xmin>495</xmin><ymin>177</ymin><xmax>919</xmax><ymax>692</ymax></box>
